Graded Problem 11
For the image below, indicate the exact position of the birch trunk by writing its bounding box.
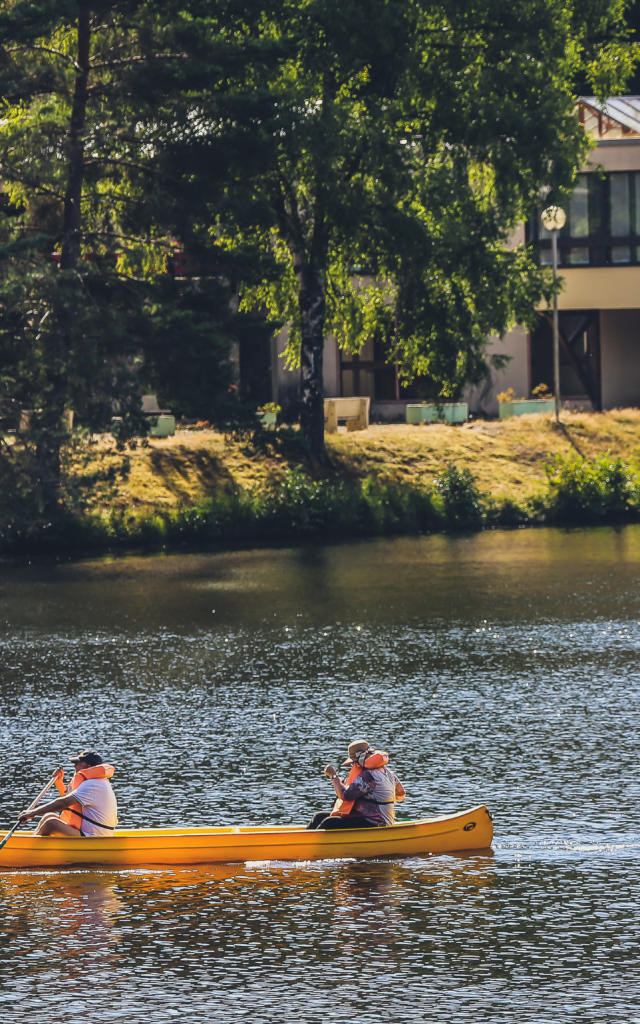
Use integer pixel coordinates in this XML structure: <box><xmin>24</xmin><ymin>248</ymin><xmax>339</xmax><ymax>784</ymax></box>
<box><xmin>298</xmin><ymin>262</ymin><xmax>327</xmax><ymax>463</ymax></box>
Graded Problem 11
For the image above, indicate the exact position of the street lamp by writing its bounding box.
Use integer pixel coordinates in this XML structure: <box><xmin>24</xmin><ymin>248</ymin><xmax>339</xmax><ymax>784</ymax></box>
<box><xmin>541</xmin><ymin>205</ymin><xmax>566</xmax><ymax>423</ymax></box>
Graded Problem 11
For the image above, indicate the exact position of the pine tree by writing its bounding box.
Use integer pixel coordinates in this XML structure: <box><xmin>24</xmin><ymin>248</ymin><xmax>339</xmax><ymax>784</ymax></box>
<box><xmin>0</xmin><ymin>0</ymin><xmax>272</xmax><ymax>519</ymax></box>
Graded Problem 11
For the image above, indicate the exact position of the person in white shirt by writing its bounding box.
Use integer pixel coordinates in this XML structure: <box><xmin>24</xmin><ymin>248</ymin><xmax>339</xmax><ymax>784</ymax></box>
<box><xmin>18</xmin><ymin>750</ymin><xmax>118</xmax><ymax>837</ymax></box>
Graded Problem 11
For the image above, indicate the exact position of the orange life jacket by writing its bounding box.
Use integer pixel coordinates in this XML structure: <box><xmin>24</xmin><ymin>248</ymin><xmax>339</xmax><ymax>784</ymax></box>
<box><xmin>59</xmin><ymin>764</ymin><xmax>116</xmax><ymax>831</ymax></box>
<box><xmin>331</xmin><ymin>749</ymin><xmax>389</xmax><ymax>817</ymax></box>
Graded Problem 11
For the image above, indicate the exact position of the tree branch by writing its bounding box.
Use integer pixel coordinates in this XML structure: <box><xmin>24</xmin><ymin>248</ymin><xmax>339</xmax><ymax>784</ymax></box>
<box><xmin>7</xmin><ymin>43</ymin><xmax>80</xmax><ymax>70</ymax></box>
<box><xmin>275</xmin><ymin>173</ymin><xmax>306</xmax><ymax>252</ymax></box>
<box><xmin>84</xmin><ymin>157</ymin><xmax>165</xmax><ymax>178</ymax></box>
<box><xmin>91</xmin><ymin>52</ymin><xmax>188</xmax><ymax>70</ymax></box>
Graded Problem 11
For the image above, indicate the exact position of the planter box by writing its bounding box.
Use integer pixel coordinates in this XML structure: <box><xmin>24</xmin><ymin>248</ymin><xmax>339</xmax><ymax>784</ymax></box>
<box><xmin>406</xmin><ymin>402</ymin><xmax>468</xmax><ymax>425</ymax></box>
<box><xmin>258</xmin><ymin>410</ymin><xmax>277</xmax><ymax>429</ymax></box>
<box><xmin>148</xmin><ymin>414</ymin><xmax>176</xmax><ymax>437</ymax></box>
<box><xmin>498</xmin><ymin>399</ymin><xmax>555</xmax><ymax>419</ymax></box>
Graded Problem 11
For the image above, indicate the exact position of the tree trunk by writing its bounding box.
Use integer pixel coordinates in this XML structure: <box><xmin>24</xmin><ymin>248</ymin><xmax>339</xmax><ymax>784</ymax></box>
<box><xmin>298</xmin><ymin>262</ymin><xmax>327</xmax><ymax>463</ymax></box>
<box><xmin>61</xmin><ymin>7</ymin><xmax>91</xmax><ymax>272</ymax></box>
<box><xmin>37</xmin><ymin>7</ymin><xmax>91</xmax><ymax>518</ymax></box>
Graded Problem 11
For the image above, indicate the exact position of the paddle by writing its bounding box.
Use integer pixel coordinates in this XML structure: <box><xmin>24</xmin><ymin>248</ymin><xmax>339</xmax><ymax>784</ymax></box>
<box><xmin>0</xmin><ymin>770</ymin><xmax>60</xmax><ymax>853</ymax></box>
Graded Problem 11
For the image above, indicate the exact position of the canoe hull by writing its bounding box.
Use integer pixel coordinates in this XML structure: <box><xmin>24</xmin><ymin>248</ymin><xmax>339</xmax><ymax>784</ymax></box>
<box><xmin>0</xmin><ymin>805</ymin><xmax>492</xmax><ymax>869</ymax></box>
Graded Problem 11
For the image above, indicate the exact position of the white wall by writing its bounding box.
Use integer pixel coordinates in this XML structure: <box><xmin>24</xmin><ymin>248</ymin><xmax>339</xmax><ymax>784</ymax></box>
<box><xmin>273</xmin><ymin>328</ymin><xmax>301</xmax><ymax>411</ymax></box>
<box><xmin>464</xmin><ymin>326</ymin><xmax>530</xmax><ymax>416</ymax></box>
<box><xmin>272</xmin><ymin>329</ymin><xmax>341</xmax><ymax>409</ymax></box>
<box><xmin>323</xmin><ymin>335</ymin><xmax>341</xmax><ymax>397</ymax></box>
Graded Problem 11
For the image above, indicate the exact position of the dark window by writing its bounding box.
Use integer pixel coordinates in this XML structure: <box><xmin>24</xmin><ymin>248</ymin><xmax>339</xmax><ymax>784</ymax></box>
<box><xmin>531</xmin><ymin>172</ymin><xmax>640</xmax><ymax>267</ymax></box>
<box><xmin>340</xmin><ymin>332</ymin><xmax>423</xmax><ymax>400</ymax></box>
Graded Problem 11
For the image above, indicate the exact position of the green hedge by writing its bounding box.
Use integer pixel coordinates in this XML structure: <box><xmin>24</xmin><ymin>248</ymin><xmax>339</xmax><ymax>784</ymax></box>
<box><xmin>1</xmin><ymin>453</ymin><xmax>639</xmax><ymax>556</ymax></box>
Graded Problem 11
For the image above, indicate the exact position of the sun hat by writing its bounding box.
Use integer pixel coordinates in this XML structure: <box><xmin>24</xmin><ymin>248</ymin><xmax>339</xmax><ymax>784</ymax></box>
<box><xmin>341</xmin><ymin>738</ymin><xmax>371</xmax><ymax>767</ymax></box>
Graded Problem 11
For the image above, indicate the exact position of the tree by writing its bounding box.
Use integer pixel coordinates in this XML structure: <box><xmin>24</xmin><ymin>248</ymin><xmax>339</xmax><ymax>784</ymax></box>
<box><xmin>228</xmin><ymin>0</ymin><xmax>636</xmax><ymax>460</ymax></box>
<box><xmin>0</xmin><ymin>0</ymin><xmax>272</xmax><ymax>518</ymax></box>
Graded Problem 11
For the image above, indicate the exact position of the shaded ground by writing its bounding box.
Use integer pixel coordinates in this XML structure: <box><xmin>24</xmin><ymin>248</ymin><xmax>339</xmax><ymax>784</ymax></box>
<box><xmin>67</xmin><ymin>409</ymin><xmax>640</xmax><ymax>515</ymax></box>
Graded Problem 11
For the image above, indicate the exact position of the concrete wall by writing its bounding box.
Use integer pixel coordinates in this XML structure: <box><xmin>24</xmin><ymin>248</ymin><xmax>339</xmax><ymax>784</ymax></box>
<box><xmin>272</xmin><ymin>329</ymin><xmax>342</xmax><ymax>412</ymax></box>
<box><xmin>586</xmin><ymin>140</ymin><xmax>640</xmax><ymax>172</ymax></box>
<box><xmin>323</xmin><ymin>334</ymin><xmax>341</xmax><ymax>397</ymax></box>
<box><xmin>600</xmin><ymin>309</ymin><xmax>640</xmax><ymax>408</ymax></box>
<box><xmin>464</xmin><ymin>326</ymin><xmax>530</xmax><ymax>416</ymax></box>
<box><xmin>273</xmin><ymin>328</ymin><xmax>301</xmax><ymax>413</ymax></box>
<box><xmin>550</xmin><ymin>266</ymin><xmax>640</xmax><ymax>312</ymax></box>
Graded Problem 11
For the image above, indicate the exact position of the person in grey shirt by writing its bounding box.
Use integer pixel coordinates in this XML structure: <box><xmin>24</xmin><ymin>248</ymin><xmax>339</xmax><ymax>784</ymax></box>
<box><xmin>308</xmin><ymin>738</ymin><xmax>405</xmax><ymax>830</ymax></box>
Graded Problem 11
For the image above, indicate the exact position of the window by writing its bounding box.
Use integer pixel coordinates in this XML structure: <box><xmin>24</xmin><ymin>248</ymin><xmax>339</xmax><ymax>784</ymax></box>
<box><xmin>531</xmin><ymin>172</ymin><xmax>640</xmax><ymax>267</ymax></box>
<box><xmin>340</xmin><ymin>334</ymin><xmax>424</xmax><ymax>400</ymax></box>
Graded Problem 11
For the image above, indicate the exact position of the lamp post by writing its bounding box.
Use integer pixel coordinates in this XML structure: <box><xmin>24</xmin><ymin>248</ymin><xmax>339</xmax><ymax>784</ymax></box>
<box><xmin>541</xmin><ymin>205</ymin><xmax>566</xmax><ymax>423</ymax></box>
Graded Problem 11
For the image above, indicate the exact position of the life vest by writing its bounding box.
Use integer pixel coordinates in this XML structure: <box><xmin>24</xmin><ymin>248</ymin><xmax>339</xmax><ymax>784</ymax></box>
<box><xmin>60</xmin><ymin>764</ymin><xmax>116</xmax><ymax>831</ymax></box>
<box><xmin>331</xmin><ymin>749</ymin><xmax>389</xmax><ymax>817</ymax></box>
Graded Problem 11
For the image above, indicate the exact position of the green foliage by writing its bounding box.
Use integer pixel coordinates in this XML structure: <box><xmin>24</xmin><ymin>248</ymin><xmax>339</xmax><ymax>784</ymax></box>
<box><xmin>433</xmin><ymin>466</ymin><xmax>485</xmax><ymax>531</ymax></box>
<box><xmin>232</xmin><ymin>0</ymin><xmax>636</xmax><ymax>455</ymax></box>
<box><xmin>142</xmin><ymin>277</ymin><xmax>239</xmax><ymax>423</ymax></box>
<box><xmin>7</xmin><ymin>451</ymin><xmax>640</xmax><ymax>556</ymax></box>
<box><xmin>0</xmin><ymin>0</ymin><xmax>275</xmax><ymax>511</ymax></box>
<box><xmin>484</xmin><ymin>495</ymin><xmax>531</xmax><ymax>528</ymax></box>
<box><xmin>543</xmin><ymin>453</ymin><xmax>632</xmax><ymax>523</ymax></box>
<box><xmin>0</xmin><ymin>0</ymin><xmax>638</xmax><ymax>493</ymax></box>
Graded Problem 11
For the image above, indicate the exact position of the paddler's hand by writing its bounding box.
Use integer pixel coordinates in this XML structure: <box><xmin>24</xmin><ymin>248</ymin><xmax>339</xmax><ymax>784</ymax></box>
<box><xmin>53</xmin><ymin>767</ymin><xmax>64</xmax><ymax>781</ymax></box>
<box><xmin>324</xmin><ymin>764</ymin><xmax>337</xmax><ymax>780</ymax></box>
<box><xmin>18</xmin><ymin>810</ymin><xmax>34</xmax><ymax>823</ymax></box>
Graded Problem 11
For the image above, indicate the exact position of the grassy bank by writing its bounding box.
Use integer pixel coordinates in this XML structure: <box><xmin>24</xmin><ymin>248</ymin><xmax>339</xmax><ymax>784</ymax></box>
<box><xmin>4</xmin><ymin>409</ymin><xmax>640</xmax><ymax>554</ymax></box>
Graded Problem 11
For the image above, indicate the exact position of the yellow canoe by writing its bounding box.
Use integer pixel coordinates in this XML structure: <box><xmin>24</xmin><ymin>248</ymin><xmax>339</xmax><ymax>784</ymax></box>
<box><xmin>0</xmin><ymin>805</ymin><xmax>492</xmax><ymax>869</ymax></box>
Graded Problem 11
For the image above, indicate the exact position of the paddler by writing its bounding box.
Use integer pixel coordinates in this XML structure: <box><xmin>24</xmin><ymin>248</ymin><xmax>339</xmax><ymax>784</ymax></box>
<box><xmin>18</xmin><ymin>750</ymin><xmax>118</xmax><ymax>837</ymax></box>
<box><xmin>307</xmin><ymin>738</ymin><xmax>405</xmax><ymax>830</ymax></box>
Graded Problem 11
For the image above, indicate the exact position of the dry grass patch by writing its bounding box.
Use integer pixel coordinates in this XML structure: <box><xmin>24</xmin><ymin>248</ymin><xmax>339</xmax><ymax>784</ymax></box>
<box><xmin>65</xmin><ymin>409</ymin><xmax>640</xmax><ymax>515</ymax></box>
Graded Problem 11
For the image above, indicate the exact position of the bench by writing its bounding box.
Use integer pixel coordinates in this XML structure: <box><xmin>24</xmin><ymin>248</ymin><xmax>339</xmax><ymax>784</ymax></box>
<box><xmin>324</xmin><ymin>396</ymin><xmax>370</xmax><ymax>433</ymax></box>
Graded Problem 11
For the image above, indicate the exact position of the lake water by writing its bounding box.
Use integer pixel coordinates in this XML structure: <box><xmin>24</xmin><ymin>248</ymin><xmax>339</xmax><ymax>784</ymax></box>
<box><xmin>1</xmin><ymin>526</ymin><xmax>640</xmax><ymax>1023</ymax></box>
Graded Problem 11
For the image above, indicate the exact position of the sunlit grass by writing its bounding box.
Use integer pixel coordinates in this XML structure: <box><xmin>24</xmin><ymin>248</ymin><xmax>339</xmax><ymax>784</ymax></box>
<box><xmin>66</xmin><ymin>409</ymin><xmax>640</xmax><ymax>516</ymax></box>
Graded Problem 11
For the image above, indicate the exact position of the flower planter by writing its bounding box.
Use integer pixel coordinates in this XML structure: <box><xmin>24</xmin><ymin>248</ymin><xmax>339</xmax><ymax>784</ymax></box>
<box><xmin>498</xmin><ymin>399</ymin><xmax>555</xmax><ymax>419</ymax></box>
<box><xmin>406</xmin><ymin>402</ymin><xmax>468</xmax><ymax>425</ymax></box>
<box><xmin>258</xmin><ymin>410</ymin><xmax>277</xmax><ymax>429</ymax></box>
<box><xmin>148</xmin><ymin>414</ymin><xmax>176</xmax><ymax>437</ymax></box>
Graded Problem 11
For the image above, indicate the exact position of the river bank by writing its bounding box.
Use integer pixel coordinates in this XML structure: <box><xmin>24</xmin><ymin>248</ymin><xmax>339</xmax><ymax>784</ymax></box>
<box><xmin>3</xmin><ymin>409</ymin><xmax>640</xmax><ymax>554</ymax></box>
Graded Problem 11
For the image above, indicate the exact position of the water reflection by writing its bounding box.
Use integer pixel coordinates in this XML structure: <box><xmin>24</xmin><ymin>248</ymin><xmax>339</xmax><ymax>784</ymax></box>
<box><xmin>0</xmin><ymin>871</ymin><xmax>122</xmax><ymax>964</ymax></box>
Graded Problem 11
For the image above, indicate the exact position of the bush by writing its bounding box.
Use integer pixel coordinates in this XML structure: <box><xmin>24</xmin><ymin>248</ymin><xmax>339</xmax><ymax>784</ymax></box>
<box><xmin>485</xmin><ymin>496</ymin><xmax>530</xmax><ymax>528</ymax></box>
<box><xmin>543</xmin><ymin>454</ymin><xmax>632</xmax><ymax>523</ymax></box>
<box><xmin>432</xmin><ymin>465</ymin><xmax>484</xmax><ymax>531</ymax></box>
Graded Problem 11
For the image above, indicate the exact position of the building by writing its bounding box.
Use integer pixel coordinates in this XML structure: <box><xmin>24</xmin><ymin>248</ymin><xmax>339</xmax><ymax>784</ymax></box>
<box><xmin>273</xmin><ymin>97</ymin><xmax>640</xmax><ymax>420</ymax></box>
<box><xmin>475</xmin><ymin>96</ymin><xmax>640</xmax><ymax>416</ymax></box>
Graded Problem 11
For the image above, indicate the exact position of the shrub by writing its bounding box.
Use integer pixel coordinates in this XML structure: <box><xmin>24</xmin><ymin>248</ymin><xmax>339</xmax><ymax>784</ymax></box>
<box><xmin>543</xmin><ymin>453</ymin><xmax>631</xmax><ymax>523</ymax></box>
<box><xmin>432</xmin><ymin>465</ymin><xmax>484</xmax><ymax>531</ymax></box>
<box><xmin>485</xmin><ymin>496</ymin><xmax>530</xmax><ymax>527</ymax></box>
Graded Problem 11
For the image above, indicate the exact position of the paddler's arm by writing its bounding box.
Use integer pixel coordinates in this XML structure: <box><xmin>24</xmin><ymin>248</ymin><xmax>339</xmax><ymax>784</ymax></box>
<box><xmin>324</xmin><ymin>764</ymin><xmax>347</xmax><ymax>800</ymax></box>
<box><xmin>395</xmin><ymin>779</ymin><xmax>406</xmax><ymax>803</ymax></box>
<box><xmin>53</xmin><ymin>767</ymin><xmax>66</xmax><ymax>796</ymax></box>
<box><xmin>18</xmin><ymin>793</ymin><xmax>78</xmax><ymax>822</ymax></box>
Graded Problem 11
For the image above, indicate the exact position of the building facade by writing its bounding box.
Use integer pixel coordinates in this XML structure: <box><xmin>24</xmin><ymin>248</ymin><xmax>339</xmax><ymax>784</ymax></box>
<box><xmin>473</xmin><ymin>96</ymin><xmax>640</xmax><ymax>416</ymax></box>
<box><xmin>274</xmin><ymin>97</ymin><xmax>640</xmax><ymax>420</ymax></box>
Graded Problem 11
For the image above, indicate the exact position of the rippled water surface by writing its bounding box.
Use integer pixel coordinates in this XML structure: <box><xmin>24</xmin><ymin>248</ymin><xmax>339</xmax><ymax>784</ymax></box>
<box><xmin>1</xmin><ymin>527</ymin><xmax>640</xmax><ymax>1022</ymax></box>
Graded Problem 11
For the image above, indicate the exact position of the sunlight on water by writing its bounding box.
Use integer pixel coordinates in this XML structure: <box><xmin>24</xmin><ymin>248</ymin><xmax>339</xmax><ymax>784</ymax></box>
<box><xmin>1</xmin><ymin>526</ymin><xmax>640</xmax><ymax>1022</ymax></box>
